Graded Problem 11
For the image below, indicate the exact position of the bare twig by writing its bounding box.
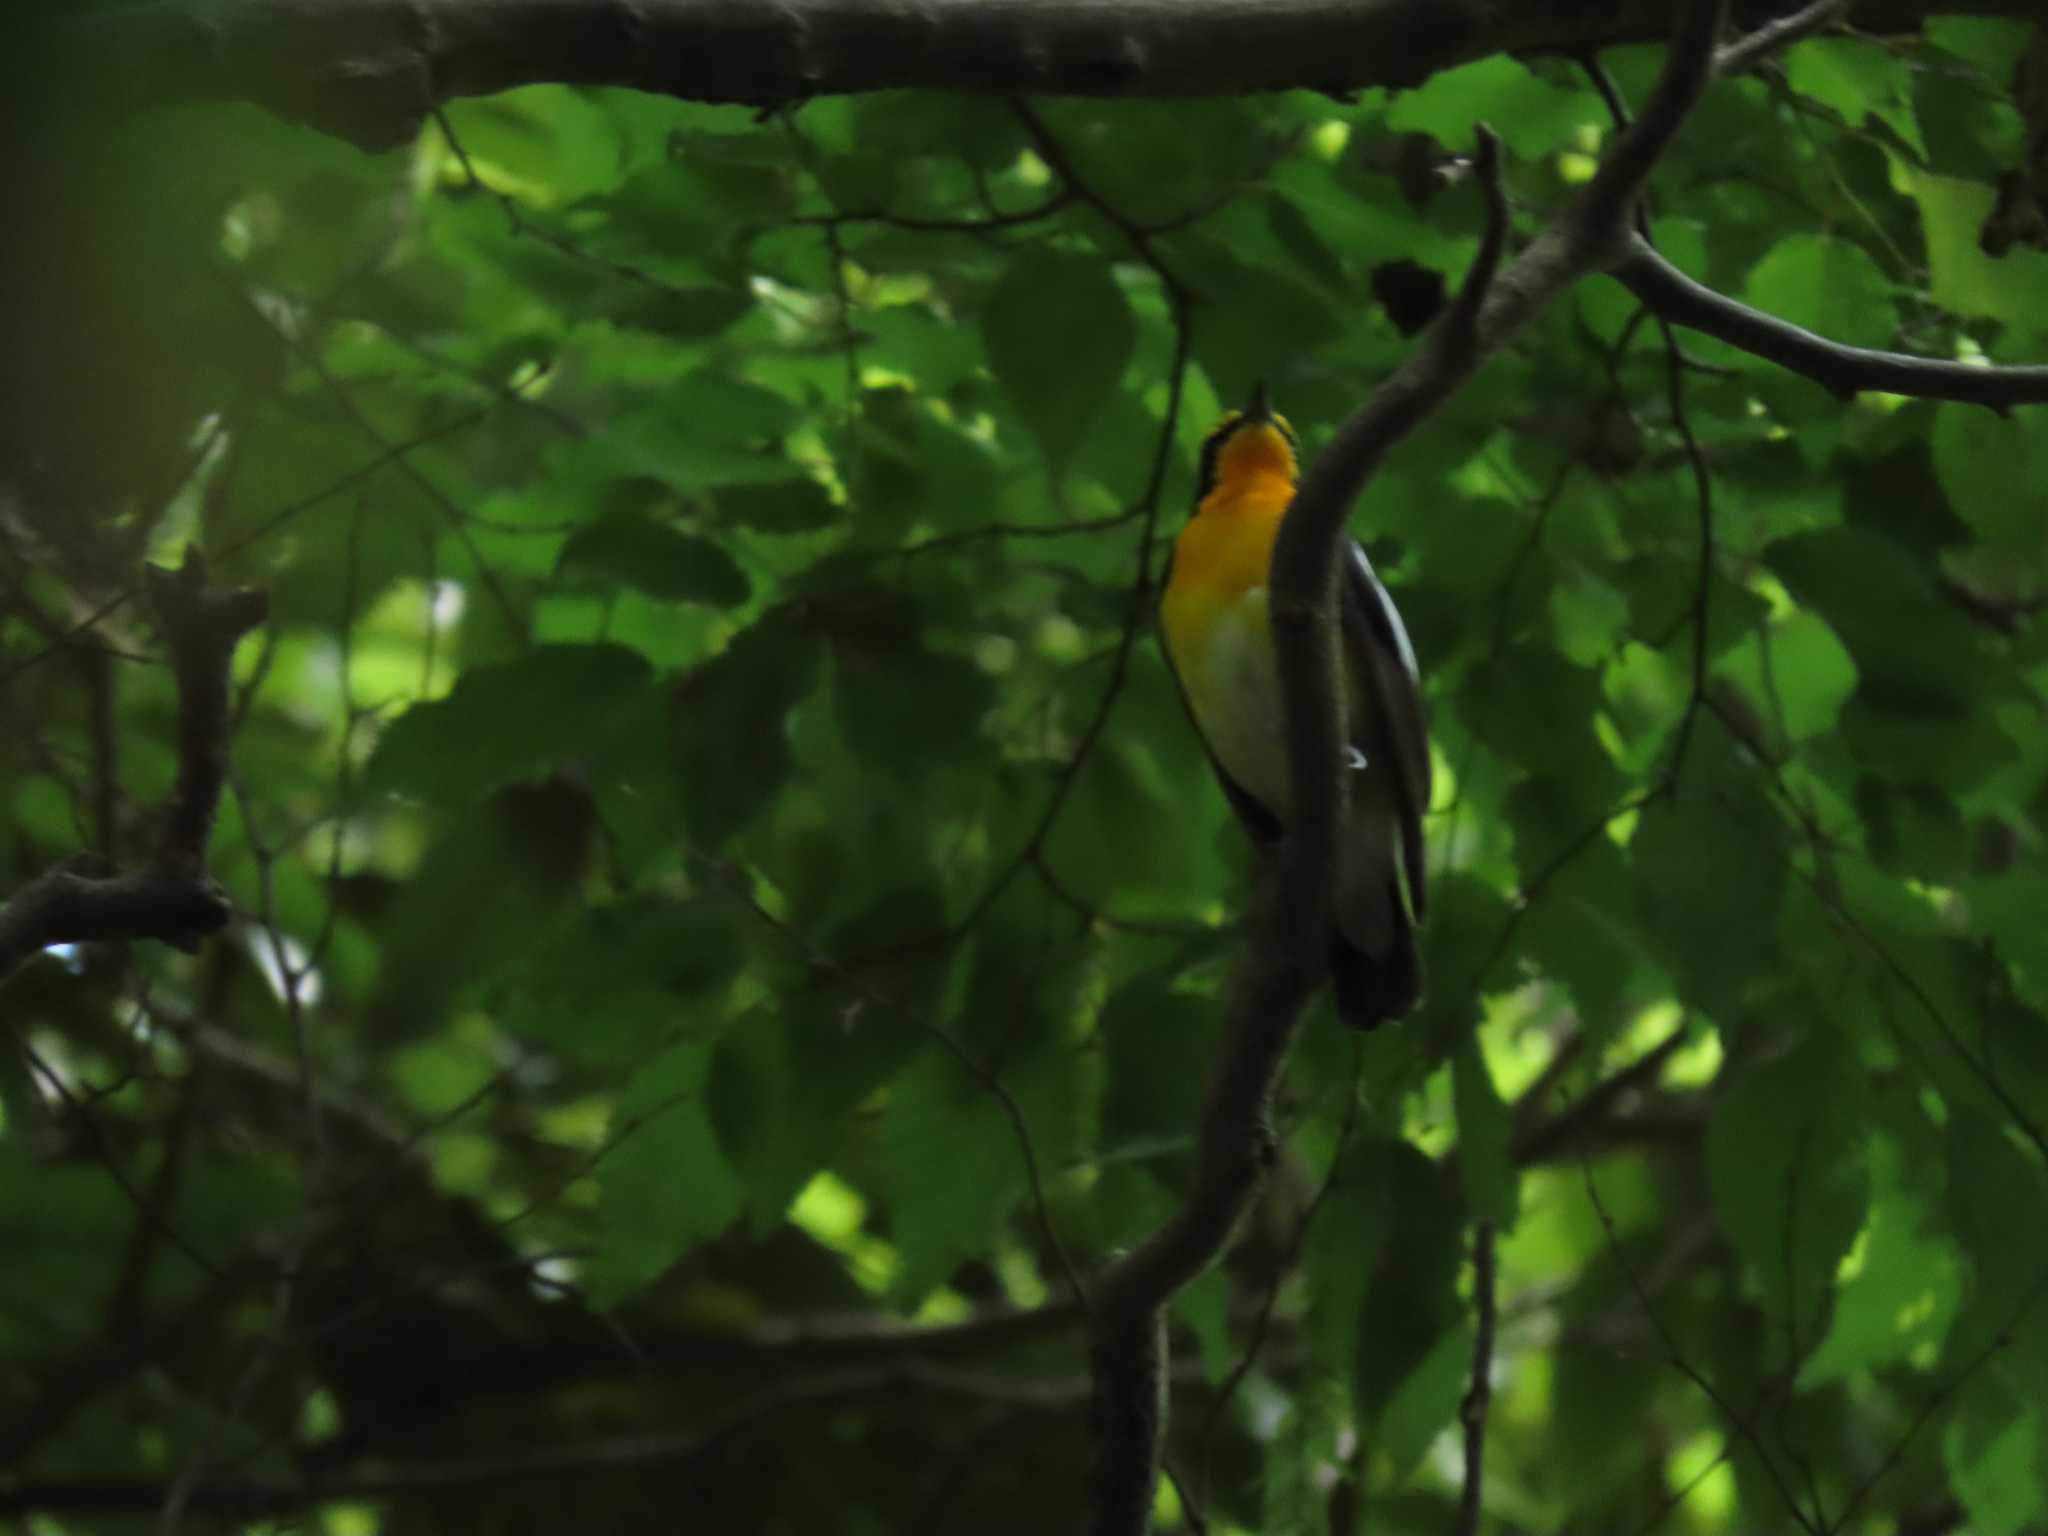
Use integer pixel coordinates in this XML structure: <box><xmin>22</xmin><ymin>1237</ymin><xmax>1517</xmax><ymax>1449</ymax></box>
<box><xmin>1582</xmin><ymin>1161</ymin><xmax>1820</xmax><ymax>1532</ymax></box>
<box><xmin>1612</xmin><ymin>235</ymin><xmax>2048</xmax><ymax>408</ymax></box>
<box><xmin>940</xmin><ymin>101</ymin><xmax>1196</xmax><ymax>941</ymax></box>
<box><xmin>715</xmin><ymin>861</ymin><xmax>1090</xmax><ymax>1310</ymax></box>
<box><xmin>1510</xmin><ymin>1023</ymin><xmax>1689</xmax><ymax>1165</ymax></box>
<box><xmin>1715</xmin><ymin>0</ymin><xmax>1850</xmax><ymax>77</ymax></box>
<box><xmin>1832</xmin><ymin>1262</ymin><xmax>2048</xmax><ymax>1531</ymax></box>
<box><xmin>1454</xmin><ymin>1221</ymin><xmax>1498</xmax><ymax>1536</ymax></box>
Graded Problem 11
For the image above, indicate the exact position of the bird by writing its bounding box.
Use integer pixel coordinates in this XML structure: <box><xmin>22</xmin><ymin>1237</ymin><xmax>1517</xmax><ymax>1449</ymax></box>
<box><xmin>1157</xmin><ymin>384</ymin><xmax>1431</xmax><ymax>1028</ymax></box>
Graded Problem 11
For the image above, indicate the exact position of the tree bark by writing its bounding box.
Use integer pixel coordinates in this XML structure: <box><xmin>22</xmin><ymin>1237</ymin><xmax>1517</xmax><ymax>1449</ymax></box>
<box><xmin>16</xmin><ymin>0</ymin><xmax>2035</xmax><ymax>151</ymax></box>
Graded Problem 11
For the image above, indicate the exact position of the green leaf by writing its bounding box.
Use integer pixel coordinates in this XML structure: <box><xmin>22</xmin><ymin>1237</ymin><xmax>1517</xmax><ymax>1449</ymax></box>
<box><xmin>491</xmin><ymin>896</ymin><xmax>739</xmax><ymax>1060</ymax></box>
<box><xmin>365</xmin><ymin>645</ymin><xmax>654</xmax><ymax>804</ymax></box>
<box><xmin>1900</xmin><ymin>167</ymin><xmax>2048</xmax><ymax>328</ymax></box>
<box><xmin>1461</xmin><ymin>644</ymin><xmax>1620</xmax><ymax>792</ymax></box>
<box><xmin>830</xmin><ymin>616</ymin><xmax>996</xmax><ymax>789</ymax></box>
<box><xmin>1453</xmin><ymin>1038</ymin><xmax>1518</xmax><ymax>1228</ymax></box>
<box><xmin>1945</xmin><ymin>1113</ymin><xmax>2048</xmax><ymax>1334</ymax></box>
<box><xmin>1785</xmin><ymin>39</ymin><xmax>1925</xmax><ymax>157</ymax></box>
<box><xmin>1350</xmin><ymin>1142</ymin><xmax>1465</xmax><ymax>1423</ymax></box>
<box><xmin>557</xmin><ymin>515</ymin><xmax>750</xmax><ymax>606</ymax></box>
<box><xmin>882</xmin><ymin>1049</ymin><xmax>1024</xmax><ymax>1303</ymax></box>
<box><xmin>1630</xmin><ymin>753</ymin><xmax>1783</xmax><ymax>1017</ymax></box>
<box><xmin>1797</xmin><ymin>1145</ymin><xmax>1962</xmax><ymax>1388</ymax></box>
<box><xmin>1303</xmin><ymin>1136</ymin><xmax>1398</xmax><ymax>1375</ymax></box>
<box><xmin>1179</xmin><ymin>239</ymin><xmax>1344</xmax><ymax>405</ymax></box>
<box><xmin>707</xmin><ymin>1005</ymin><xmax>794</xmax><ymax>1233</ymax></box>
<box><xmin>1377</xmin><ymin>1321</ymin><xmax>1474</xmax><ymax>1481</ymax></box>
<box><xmin>367</xmin><ymin>779</ymin><xmax>598</xmax><ymax>1040</ymax></box>
<box><xmin>1707</xmin><ymin>1028</ymin><xmax>1871</xmax><ymax>1346</ymax></box>
<box><xmin>440</xmin><ymin>88</ymin><xmax>641</xmax><ymax>204</ymax></box>
<box><xmin>1100</xmin><ymin>971</ymin><xmax>1221</xmax><ymax>1152</ymax></box>
<box><xmin>664</xmin><ymin>369</ymin><xmax>800</xmax><ymax>443</ymax></box>
<box><xmin>1924</xmin><ymin>18</ymin><xmax>2036</xmax><ymax>75</ymax></box>
<box><xmin>610</xmin><ymin>283</ymin><xmax>755</xmax><ymax>340</ymax></box>
<box><xmin>1175</xmin><ymin>1265</ymin><xmax>1234</xmax><ymax>1383</ymax></box>
<box><xmin>1945</xmin><ymin>1377</ymin><xmax>2044</xmax><ymax>1536</ymax></box>
<box><xmin>981</xmin><ymin>250</ymin><xmax>1134</xmax><ymax>469</ymax></box>
<box><xmin>668</xmin><ymin>613</ymin><xmax>822</xmax><ymax>847</ymax></box>
<box><xmin>1765</xmin><ymin>526</ymin><xmax>1991</xmax><ymax>714</ymax></box>
<box><xmin>712</xmin><ymin>478</ymin><xmax>840</xmax><ymax>534</ymax></box>
<box><xmin>1713</xmin><ymin>608</ymin><xmax>1857</xmax><ymax>747</ymax></box>
<box><xmin>1932</xmin><ymin>404</ymin><xmax>2048</xmax><ymax>552</ymax></box>
<box><xmin>588</xmin><ymin>1041</ymin><xmax>741</xmax><ymax>1306</ymax></box>
<box><xmin>742</xmin><ymin>891</ymin><xmax>950</xmax><ymax>1221</ymax></box>
<box><xmin>1386</xmin><ymin>55</ymin><xmax>1597</xmax><ymax>160</ymax></box>
<box><xmin>1742</xmin><ymin>234</ymin><xmax>1897</xmax><ymax>351</ymax></box>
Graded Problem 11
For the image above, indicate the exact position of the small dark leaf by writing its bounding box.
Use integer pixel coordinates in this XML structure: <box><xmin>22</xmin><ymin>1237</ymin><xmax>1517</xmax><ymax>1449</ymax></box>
<box><xmin>557</xmin><ymin>515</ymin><xmax>749</xmax><ymax>606</ymax></box>
<box><xmin>365</xmin><ymin>645</ymin><xmax>655</xmax><ymax>804</ymax></box>
<box><xmin>668</xmin><ymin>612</ymin><xmax>820</xmax><ymax>847</ymax></box>
<box><xmin>713</xmin><ymin>478</ymin><xmax>840</xmax><ymax>533</ymax></box>
<box><xmin>1371</xmin><ymin>258</ymin><xmax>1446</xmax><ymax>335</ymax></box>
<box><xmin>981</xmin><ymin>250</ymin><xmax>1134</xmax><ymax>469</ymax></box>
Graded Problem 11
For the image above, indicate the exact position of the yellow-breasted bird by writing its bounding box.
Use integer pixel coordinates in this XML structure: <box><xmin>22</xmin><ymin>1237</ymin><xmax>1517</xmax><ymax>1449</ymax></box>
<box><xmin>1159</xmin><ymin>385</ymin><xmax>1431</xmax><ymax>1028</ymax></box>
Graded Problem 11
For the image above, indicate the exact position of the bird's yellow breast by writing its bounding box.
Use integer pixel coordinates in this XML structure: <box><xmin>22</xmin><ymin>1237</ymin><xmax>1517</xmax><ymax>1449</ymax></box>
<box><xmin>1161</xmin><ymin>469</ymin><xmax>1295</xmax><ymax>810</ymax></box>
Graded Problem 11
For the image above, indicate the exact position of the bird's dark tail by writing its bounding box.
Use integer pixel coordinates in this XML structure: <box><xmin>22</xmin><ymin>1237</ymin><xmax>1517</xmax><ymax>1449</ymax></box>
<box><xmin>1329</xmin><ymin>896</ymin><xmax>1421</xmax><ymax>1030</ymax></box>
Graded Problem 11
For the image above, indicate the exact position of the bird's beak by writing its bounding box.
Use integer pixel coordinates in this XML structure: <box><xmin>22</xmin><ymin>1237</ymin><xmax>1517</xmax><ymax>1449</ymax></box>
<box><xmin>1244</xmin><ymin>381</ymin><xmax>1274</xmax><ymax>423</ymax></box>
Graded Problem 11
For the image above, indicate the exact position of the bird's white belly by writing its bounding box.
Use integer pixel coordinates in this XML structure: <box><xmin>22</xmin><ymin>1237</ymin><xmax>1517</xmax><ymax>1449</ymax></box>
<box><xmin>1184</xmin><ymin>589</ymin><xmax>1290</xmax><ymax>813</ymax></box>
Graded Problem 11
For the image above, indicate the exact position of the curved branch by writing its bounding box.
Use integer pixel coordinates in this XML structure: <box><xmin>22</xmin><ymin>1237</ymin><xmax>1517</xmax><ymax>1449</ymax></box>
<box><xmin>1084</xmin><ymin>7</ymin><xmax>1729</xmax><ymax>1532</ymax></box>
<box><xmin>1611</xmin><ymin>234</ymin><xmax>2048</xmax><ymax>408</ymax></box>
<box><xmin>1454</xmin><ymin>1222</ymin><xmax>1499</xmax><ymax>1536</ymax></box>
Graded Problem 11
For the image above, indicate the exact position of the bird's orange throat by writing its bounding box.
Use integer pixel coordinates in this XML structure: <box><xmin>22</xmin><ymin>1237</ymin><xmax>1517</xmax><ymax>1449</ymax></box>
<box><xmin>1209</xmin><ymin>420</ymin><xmax>1298</xmax><ymax>494</ymax></box>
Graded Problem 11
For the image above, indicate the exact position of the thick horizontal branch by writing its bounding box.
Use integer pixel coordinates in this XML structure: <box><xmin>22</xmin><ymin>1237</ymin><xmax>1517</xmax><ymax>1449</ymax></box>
<box><xmin>18</xmin><ymin>0</ymin><xmax>2032</xmax><ymax>151</ymax></box>
<box><xmin>1612</xmin><ymin>235</ymin><xmax>2048</xmax><ymax>407</ymax></box>
<box><xmin>0</xmin><ymin>1358</ymin><xmax>1141</xmax><ymax>1520</ymax></box>
<box><xmin>0</xmin><ymin>865</ymin><xmax>230</xmax><ymax>973</ymax></box>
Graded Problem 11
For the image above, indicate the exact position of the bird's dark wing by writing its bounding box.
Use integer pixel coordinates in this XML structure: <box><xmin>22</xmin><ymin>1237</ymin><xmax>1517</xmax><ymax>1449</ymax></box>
<box><xmin>1342</xmin><ymin>540</ymin><xmax>1431</xmax><ymax>919</ymax></box>
<box><xmin>1156</xmin><ymin>548</ymin><xmax>1283</xmax><ymax>846</ymax></box>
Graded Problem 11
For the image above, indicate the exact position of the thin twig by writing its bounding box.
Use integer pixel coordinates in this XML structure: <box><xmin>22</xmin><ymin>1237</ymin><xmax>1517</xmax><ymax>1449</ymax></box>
<box><xmin>1715</xmin><ymin>0</ymin><xmax>1850</xmax><ymax>77</ymax></box>
<box><xmin>1582</xmin><ymin>1161</ymin><xmax>1820</xmax><ymax>1532</ymax></box>
<box><xmin>1453</xmin><ymin>1221</ymin><xmax>1498</xmax><ymax>1536</ymax></box>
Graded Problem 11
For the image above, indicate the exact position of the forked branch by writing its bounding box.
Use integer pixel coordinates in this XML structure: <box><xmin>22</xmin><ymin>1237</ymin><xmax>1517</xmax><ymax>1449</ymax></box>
<box><xmin>0</xmin><ymin>548</ymin><xmax>267</xmax><ymax>982</ymax></box>
<box><xmin>1085</xmin><ymin>5</ymin><xmax>1729</xmax><ymax>1532</ymax></box>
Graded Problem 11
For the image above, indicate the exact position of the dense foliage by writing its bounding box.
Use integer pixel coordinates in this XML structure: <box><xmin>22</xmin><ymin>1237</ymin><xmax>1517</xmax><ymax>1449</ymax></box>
<box><xmin>4</xmin><ymin>11</ymin><xmax>2048</xmax><ymax>1533</ymax></box>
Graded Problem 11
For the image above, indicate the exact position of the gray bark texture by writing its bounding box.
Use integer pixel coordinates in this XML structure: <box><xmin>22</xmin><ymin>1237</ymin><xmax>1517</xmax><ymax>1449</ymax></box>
<box><xmin>14</xmin><ymin>0</ymin><xmax>2035</xmax><ymax>150</ymax></box>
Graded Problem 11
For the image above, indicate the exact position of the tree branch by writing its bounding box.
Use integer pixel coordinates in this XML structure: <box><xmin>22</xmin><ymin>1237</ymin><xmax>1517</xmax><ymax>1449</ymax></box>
<box><xmin>1083</xmin><ymin>6</ymin><xmax>1729</xmax><ymax>1531</ymax></box>
<box><xmin>18</xmin><ymin>0</ymin><xmax>2022</xmax><ymax>151</ymax></box>
<box><xmin>0</xmin><ymin>548</ymin><xmax>266</xmax><ymax>982</ymax></box>
<box><xmin>1454</xmin><ymin>1221</ymin><xmax>1498</xmax><ymax>1536</ymax></box>
<box><xmin>0</xmin><ymin>1360</ymin><xmax>1111</xmax><ymax>1520</ymax></box>
<box><xmin>1611</xmin><ymin>234</ymin><xmax>2048</xmax><ymax>408</ymax></box>
<box><xmin>1715</xmin><ymin>0</ymin><xmax>1850</xmax><ymax>75</ymax></box>
<box><xmin>1510</xmin><ymin>1023</ymin><xmax>1690</xmax><ymax>1165</ymax></box>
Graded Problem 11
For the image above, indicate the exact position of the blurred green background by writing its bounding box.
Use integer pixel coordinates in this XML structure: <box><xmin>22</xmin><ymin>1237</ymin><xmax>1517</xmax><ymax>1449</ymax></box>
<box><xmin>3</xmin><ymin>12</ymin><xmax>2048</xmax><ymax>1533</ymax></box>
